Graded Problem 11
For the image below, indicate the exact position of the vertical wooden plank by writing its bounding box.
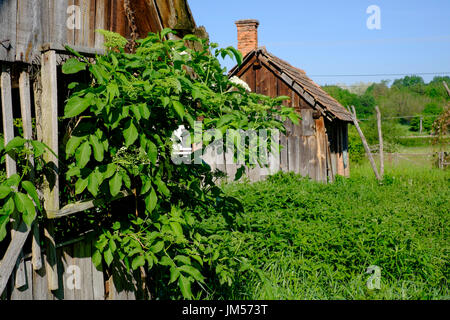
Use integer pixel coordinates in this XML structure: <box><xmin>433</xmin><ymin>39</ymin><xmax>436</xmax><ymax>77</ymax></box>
<box><xmin>91</xmin><ymin>238</ymin><xmax>105</xmax><ymax>300</ymax></box>
<box><xmin>81</xmin><ymin>241</ymin><xmax>94</xmax><ymax>300</ymax></box>
<box><xmin>19</xmin><ymin>70</ymin><xmax>43</xmax><ymax>271</ymax></box>
<box><xmin>15</xmin><ymin>0</ymin><xmax>41</xmax><ymax>63</ymax></box>
<box><xmin>73</xmin><ymin>241</ymin><xmax>83</xmax><ymax>300</ymax></box>
<box><xmin>40</xmin><ymin>50</ymin><xmax>60</xmax><ymax>217</ymax></box>
<box><xmin>307</xmin><ymin>135</ymin><xmax>318</xmax><ymax>180</ymax></box>
<box><xmin>1</xmin><ymin>65</ymin><xmax>16</xmax><ymax>176</ymax></box>
<box><xmin>67</xmin><ymin>0</ymin><xmax>76</xmax><ymax>46</ymax></box>
<box><xmin>326</xmin><ymin>134</ymin><xmax>335</xmax><ymax>183</ymax></box>
<box><xmin>32</xmin><ymin>260</ymin><xmax>53</xmax><ymax>300</ymax></box>
<box><xmin>81</xmin><ymin>0</ymin><xmax>91</xmax><ymax>47</ymax></box>
<box><xmin>343</xmin><ymin>122</ymin><xmax>350</xmax><ymax>177</ymax></box>
<box><xmin>51</xmin><ymin>0</ymin><xmax>69</xmax><ymax>45</ymax></box>
<box><xmin>279</xmin><ymin>132</ymin><xmax>288</xmax><ymax>172</ymax></box>
<box><xmin>62</xmin><ymin>246</ymin><xmax>75</xmax><ymax>300</ymax></box>
<box><xmin>224</xmin><ymin>142</ymin><xmax>237</xmax><ymax>182</ymax></box>
<box><xmin>94</xmin><ymin>0</ymin><xmax>106</xmax><ymax>48</ymax></box>
<box><xmin>41</xmin><ymin>50</ymin><xmax>59</xmax><ymax>291</ymax></box>
<box><xmin>0</xmin><ymin>64</ymin><xmax>27</xmax><ymax>290</ymax></box>
<box><xmin>298</xmin><ymin>136</ymin><xmax>308</xmax><ymax>177</ymax></box>
<box><xmin>337</xmin><ymin>123</ymin><xmax>345</xmax><ymax>176</ymax></box>
<box><xmin>268</xmin><ymin>129</ymin><xmax>280</xmax><ymax>175</ymax></box>
<box><xmin>301</xmin><ymin>109</ymin><xmax>315</xmax><ymax>136</ymax></box>
<box><xmin>0</xmin><ymin>0</ymin><xmax>17</xmax><ymax>61</ymax></box>
<box><xmin>315</xmin><ymin>117</ymin><xmax>327</xmax><ymax>183</ymax></box>
<box><xmin>11</xmin><ymin>259</ymin><xmax>33</xmax><ymax>300</ymax></box>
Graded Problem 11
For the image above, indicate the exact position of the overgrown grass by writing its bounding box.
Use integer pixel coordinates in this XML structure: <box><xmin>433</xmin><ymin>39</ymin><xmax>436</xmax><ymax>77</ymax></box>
<box><xmin>203</xmin><ymin>163</ymin><xmax>449</xmax><ymax>300</ymax></box>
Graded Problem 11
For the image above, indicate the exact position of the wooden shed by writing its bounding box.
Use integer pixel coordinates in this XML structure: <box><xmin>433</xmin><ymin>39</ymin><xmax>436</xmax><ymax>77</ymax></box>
<box><xmin>0</xmin><ymin>0</ymin><xmax>204</xmax><ymax>300</ymax></box>
<box><xmin>229</xmin><ymin>20</ymin><xmax>352</xmax><ymax>182</ymax></box>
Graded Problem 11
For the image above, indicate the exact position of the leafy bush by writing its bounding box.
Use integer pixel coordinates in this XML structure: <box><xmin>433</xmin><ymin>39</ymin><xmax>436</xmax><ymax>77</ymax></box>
<box><xmin>60</xmin><ymin>29</ymin><xmax>298</xmax><ymax>299</ymax></box>
<box><xmin>410</xmin><ymin>103</ymin><xmax>444</xmax><ymax>132</ymax></box>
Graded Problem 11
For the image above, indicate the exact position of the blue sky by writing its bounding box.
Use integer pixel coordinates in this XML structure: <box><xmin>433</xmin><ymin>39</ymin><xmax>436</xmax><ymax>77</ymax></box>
<box><xmin>188</xmin><ymin>0</ymin><xmax>450</xmax><ymax>87</ymax></box>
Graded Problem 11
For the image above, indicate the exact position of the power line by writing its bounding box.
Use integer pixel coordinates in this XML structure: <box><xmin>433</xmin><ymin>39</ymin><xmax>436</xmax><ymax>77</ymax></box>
<box><xmin>359</xmin><ymin>114</ymin><xmax>441</xmax><ymax>121</ymax></box>
<box><xmin>310</xmin><ymin>72</ymin><xmax>450</xmax><ymax>77</ymax></box>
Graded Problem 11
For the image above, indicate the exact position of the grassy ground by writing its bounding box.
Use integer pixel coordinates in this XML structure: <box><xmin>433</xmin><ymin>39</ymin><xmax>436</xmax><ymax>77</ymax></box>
<box><xmin>205</xmin><ymin>160</ymin><xmax>449</xmax><ymax>300</ymax></box>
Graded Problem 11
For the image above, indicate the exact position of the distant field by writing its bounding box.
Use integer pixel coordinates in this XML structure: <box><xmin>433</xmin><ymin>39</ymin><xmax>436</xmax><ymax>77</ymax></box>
<box><xmin>202</xmin><ymin>162</ymin><xmax>449</xmax><ymax>300</ymax></box>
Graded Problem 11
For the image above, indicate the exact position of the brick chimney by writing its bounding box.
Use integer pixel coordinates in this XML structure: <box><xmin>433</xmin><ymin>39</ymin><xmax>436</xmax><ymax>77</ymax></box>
<box><xmin>235</xmin><ymin>19</ymin><xmax>259</xmax><ymax>57</ymax></box>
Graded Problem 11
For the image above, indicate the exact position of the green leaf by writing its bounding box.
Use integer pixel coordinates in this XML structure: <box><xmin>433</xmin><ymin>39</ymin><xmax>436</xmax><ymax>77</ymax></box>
<box><xmin>0</xmin><ymin>215</ymin><xmax>9</xmax><ymax>242</ymax></box>
<box><xmin>0</xmin><ymin>185</ymin><xmax>11</xmax><ymax>199</ymax></box>
<box><xmin>75</xmin><ymin>177</ymin><xmax>88</xmax><ymax>195</ymax></box>
<box><xmin>64</xmin><ymin>96</ymin><xmax>91</xmax><ymax>118</ymax></box>
<box><xmin>172</xmin><ymin>100</ymin><xmax>185</xmax><ymax>120</ymax></box>
<box><xmin>140</xmin><ymin>177</ymin><xmax>152</xmax><ymax>195</ymax></box>
<box><xmin>178</xmin><ymin>265</ymin><xmax>205</xmax><ymax>282</ymax></box>
<box><xmin>103</xmin><ymin>163</ymin><xmax>117</xmax><ymax>179</ymax></box>
<box><xmin>120</xmin><ymin>171</ymin><xmax>131</xmax><ymax>189</ymax></box>
<box><xmin>104</xmin><ymin>248</ymin><xmax>113</xmax><ymax>267</ymax></box>
<box><xmin>227</xmin><ymin>46</ymin><xmax>243</xmax><ymax>66</ymax></box>
<box><xmin>138</xmin><ymin>103</ymin><xmax>150</xmax><ymax>120</ymax></box>
<box><xmin>150</xmin><ymin>241</ymin><xmax>164</xmax><ymax>254</ymax></box>
<box><xmin>132</xmin><ymin>255</ymin><xmax>146</xmax><ymax>270</ymax></box>
<box><xmin>4</xmin><ymin>196</ymin><xmax>15</xmax><ymax>215</ymax></box>
<box><xmin>62</xmin><ymin>58</ymin><xmax>87</xmax><ymax>74</ymax></box>
<box><xmin>14</xmin><ymin>193</ymin><xmax>36</xmax><ymax>226</ymax></box>
<box><xmin>92</xmin><ymin>249</ymin><xmax>102</xmax><ymax>270</ymax></box>
<box><xmin>130</xmin><ymin>105</ymin><xmax>141</xmax><ymax>121</ymax></box>
<box><xmin>169</xmin><ymin>267</ymin><xmax>181</xmax><ymax>284</ymax></box>
<box><xmin>160</xmin><ymin>28</ymin><xmax>174</xmax><ymax>39</ymax></box>
<box><xmin>75</xmin><ymin>141</ymin><xmax>92</xmax><ymax>168</ymax></box>
<box><xmin>178</xmin><ymin>275</ymin><xmax>192</xmax><ymax>299</ymax></box>
<box><xmin>5</xmin><ymin>137</ymin><xmax>26</xmax><ymax>152</ymax></box>
<box><xmin>89</xmin><ymin>135</ymin><xmax>104</xmax><ymax>162</ymax></box>
<box><xmin>21</xmin><ymin>181</ymin><xmax>41</xmax><ymax>210</ymax></box>
<box><xmin>174</xmin><ymin>255</ymin><xmax>191</xmax><ymax>265</ymax></box>
<box><xmin>87</xmin><ymin>171</ymin><xmax>100</xmax><ymax>197</ymax></box>
<box><xmin>145</xmin><ymin>187</ymin><xmax>158</xmax><ymax>213</ymax></box>
<box><xmin>147</xmin><ymin>141</ymin><xmax>158</xmax><ymax>165</ymax></box>
<box><xmin>30</xmin><ymin>140</ymin><xmax>46</xmax><ymax>157</ymax></box>
<box><xmin>66</xmin><ymin>135</ymin><xmax>85</xmax><ymax>158</ymax></box>
<box><xmin>109</xmin><ymin>239</ymin><xmax>117</xmax><ymax>253</ymax></box>
<box><xmin>170</xmin><ymin>222</ymin><xmax>184</xmax><ymax>238</ymax></box>
<box><xmin>5</xmin><ymin>174</ymin><xmax>20</xmax><ymax>188</ymax></box>
<box><xmin>109</xmin><ymin>172</ymin><xmax>122</xmax><ymax>197</ymax></box>
<box><xmin>287</xmin><ymin>112</ymin><xmax>300</xmax><ymax>125</ymax></box>
<box><xmin>123</xmin><ymin>120</ymin><xmax>139</xmax><ymax>147</ymax></box>
<box><xmin>155</xmin><ymin>178</ymin><xmax>170</xmax><ymax>197</ymax></box>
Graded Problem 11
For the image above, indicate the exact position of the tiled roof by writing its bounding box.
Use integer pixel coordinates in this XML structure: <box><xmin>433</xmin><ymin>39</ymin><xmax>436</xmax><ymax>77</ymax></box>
<box><xmin>230</xmin><ymin>48</ymin><xmax>353</xmax><ymax>122</ymax></box>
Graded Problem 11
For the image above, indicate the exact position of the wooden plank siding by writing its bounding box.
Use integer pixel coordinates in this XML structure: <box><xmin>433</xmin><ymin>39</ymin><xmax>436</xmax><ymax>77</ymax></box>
<box><xmin>233</xmin><ymin>53</ymin><xmax>341</xmax><ymax>182</ymax></box>
<box><xmin>2</xmin><ymin>0</ymin><xmax>200</xmax><ymax>65</ymax></box>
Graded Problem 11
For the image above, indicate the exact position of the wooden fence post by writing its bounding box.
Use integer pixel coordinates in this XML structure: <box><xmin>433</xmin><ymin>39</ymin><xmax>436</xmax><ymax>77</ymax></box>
<box><xmin>19</xmin><ymin>69</ymin><xmax>43</xmax><ymax>272</ymax></box>
<box><xmin>375</xmin><ymin>106</ymin><xmax>384</xmax><ymax>178</ymax></box>
<box><xmin>1</xmin><ymin>64</ymin><xmax>28</xmax><ymax>290</ymax></box>
<box><xmin>40</xmin><ymin>49</ymin><xmax>59</xmax><ymax>291</ymax></box>
<box><xmin>348</xmin><ymin>106</ymin><xmax>381</xmax><ymax>181</ymax></box>
<box><xmin>443</xmin><ymin>81</ymin><xmax>450</xmax><ymax>97</ymax></box>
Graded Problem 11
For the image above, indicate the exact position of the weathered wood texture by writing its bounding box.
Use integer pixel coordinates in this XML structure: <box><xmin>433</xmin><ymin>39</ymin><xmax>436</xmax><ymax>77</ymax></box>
<box><xmin>1</xmin><ymin>0</ymin><xmax>201</xmax><ymax>63</ymax></box>
<box><xmin>5</xmin><ymin>235</ymin><xmax>143</xmax><ymax>300</ymax></box>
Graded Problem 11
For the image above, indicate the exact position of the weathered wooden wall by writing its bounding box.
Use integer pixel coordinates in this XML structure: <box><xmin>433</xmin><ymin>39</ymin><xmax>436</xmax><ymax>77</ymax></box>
<box><xmin>2</xmin><ymin>235</ymin><xmax>145</xmax><ymax>300</ymax></box>
<box><xmin>0</xmin><ymin>0</ymin><xmax>199</xmax><ymax>64</ymax></box>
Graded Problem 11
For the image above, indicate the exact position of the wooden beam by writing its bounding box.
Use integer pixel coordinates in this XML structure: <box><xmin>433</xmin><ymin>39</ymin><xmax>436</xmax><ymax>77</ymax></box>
<box><xmin>1</xmin><ymin>65</ymin><xmax>16</xmax><ymax>176</ymax></box>
<box><xmin>348</xmin><ymin>106</ymin><xmax>381</xmax><ymax>181</ymax></box>
<box><xmin>375</xmin><ymin>106</ymin><xmax>384</xmax><ymax>178</ymax></box>
<box><xmin>50</xmin><ymin>190</ymin><xmax>132</xmax><ymax>219</ymax></box>
<box><xmin>19</xmin><ymin>70</ymin><xmax>43</xmax><ymax>272</ymax></box>
<box><xmin>443</xmin><ymin>81</ymin><xmax>450</xmax><ymax>97</ymax></box>
<box><xmin>41</xmin><ymin>50</ymin><xmax>59</xmax><ymax>291</ymax></box>
<box><xmin>0</xmin><ymin>221</ymin><xmax>31</xmax><ymax>296</ymax></box>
